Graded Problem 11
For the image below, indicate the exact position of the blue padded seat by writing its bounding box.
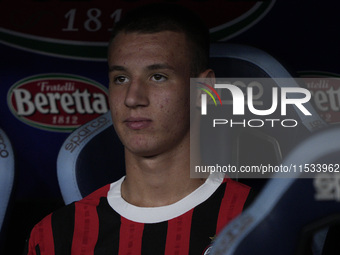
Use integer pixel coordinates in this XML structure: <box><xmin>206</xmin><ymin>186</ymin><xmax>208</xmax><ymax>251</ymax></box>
<box><xmin>211</xmin><ymin>124</ymin><xmax>340</xmax><ymax>255</ymax></box>
<box><xmin>208</xmin><ymin>43</ymin><xmax>326</xmax><ymax>191</ymax></box>
<box><xmin>0</xmin><ymin>128</ymin><xmax>15</xmax><ymax>249</ymax></box>
<box><xmin>57</xmin><ymin>112</ymin><xmax>124</xmax><ymax>204</ymax></box>
<box><xmin>209</xmin><ymin>43</ymin><xmax>326</xmax><ymax>166</ymax></box>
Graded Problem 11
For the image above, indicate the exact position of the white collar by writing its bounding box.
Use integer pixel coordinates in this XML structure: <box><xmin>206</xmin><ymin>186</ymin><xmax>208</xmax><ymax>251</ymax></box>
<box><xmin>107</xmin><ymin>172</ymin><xmax>225</xmax><ymax>223</ymax></box>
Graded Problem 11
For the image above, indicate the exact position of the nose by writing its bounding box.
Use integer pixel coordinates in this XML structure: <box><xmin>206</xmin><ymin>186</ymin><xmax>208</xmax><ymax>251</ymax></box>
<box><xmin>124</xmin><ymin>79</ymin><xmax>149</xmax><ymax>108</ymax></box>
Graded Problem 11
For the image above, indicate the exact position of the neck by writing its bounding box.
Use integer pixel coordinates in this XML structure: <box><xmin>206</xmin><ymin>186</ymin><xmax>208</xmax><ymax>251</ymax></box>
<box><xmin>122</xmin><ymin>138</ymin><xmax>205</xmax><ymax>207</ymax></box>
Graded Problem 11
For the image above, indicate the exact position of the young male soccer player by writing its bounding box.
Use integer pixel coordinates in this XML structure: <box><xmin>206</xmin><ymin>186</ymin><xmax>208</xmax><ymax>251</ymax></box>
<box><xmin>26</xmin><ymin>4</ymin><xmax>251</xmax><ymax>254</ymax></box>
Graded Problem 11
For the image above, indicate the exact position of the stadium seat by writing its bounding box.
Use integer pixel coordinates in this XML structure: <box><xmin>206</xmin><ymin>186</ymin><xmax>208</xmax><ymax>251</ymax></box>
<box><xmin>57</xmin><ymin>111</ymin><xmax>125</xmax><ymax>204</ymax></box>
<box><xmin>209</xmin><ymin>43</ymin><xmax>326</xmax><ymax>166</ymax></box>
<box><xmin>211</xmin><ymin>124</ymin><xmax>340</xmax><ymax>255</ymax></box>
<box><xmin>0</xmin><ymin>128</ymin><xmax>15</xmax><ymax>250</ymax></box>
<box><xmin>208</xmin><ymin>43</ymin><xmax>326</xmax><ymax>191</ymax></box>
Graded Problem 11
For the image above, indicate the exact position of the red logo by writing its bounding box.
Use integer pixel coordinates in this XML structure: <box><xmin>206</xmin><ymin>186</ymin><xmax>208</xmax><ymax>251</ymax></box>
<box><xmin>7</xmin><ymin>74</ymin><xmax>109</xmax><ymax>132</ymax></box>
<box><xmin>300</xmin><ymin>71</ymin><xmax>340</xmax><ymax>124</ymax></box>
<box><xmin>0</xmin><ymin>0</ymin><xmax>275</xmax><ymax>60</ymax></box>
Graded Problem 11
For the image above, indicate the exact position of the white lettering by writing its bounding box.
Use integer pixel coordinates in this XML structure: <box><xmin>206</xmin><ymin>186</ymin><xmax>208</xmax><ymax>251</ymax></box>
<box><xmin>215</xmin><ymin>84</ymin><xmax>245</xmax><ymax>115</ymax></box>
<box><xmin>248</xmin><ymin>87</ymin><xmax>278</xmax><ymax>115</ymax></box>
<box><xmin>212</xmin><ymin>118</ymin><xmax>298</xmax><ymax>128</ymax></box>
<box><xmin>281</xmin><ymin>87</ymin><xmax>312</xmax><ymax>116</ymax></box>
<box><xmin>92</xmin><ymin>93</ymin><xmax>108</xmax><ymax>114</ymax></box>
<box><xmin>12</xmin><ymin>88</ymin><xmax>108</xmax><ymax>116</ymax></box>
<box><xmin>13</xmin><ymin>89</ymin><xmax>35</xmax><ymax>115</ymax></box>
<box><xmin>202</xmin><ymin>84</ymin><xmax>311</xmax><ymax>116</ymax></box>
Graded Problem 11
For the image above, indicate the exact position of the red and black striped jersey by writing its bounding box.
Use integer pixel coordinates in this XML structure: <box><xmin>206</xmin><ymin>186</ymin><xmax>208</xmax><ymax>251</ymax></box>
<box><xmin>26</xmin><ymin>173</ymin><xmax>250</xmax><ymax>255</ymax></box>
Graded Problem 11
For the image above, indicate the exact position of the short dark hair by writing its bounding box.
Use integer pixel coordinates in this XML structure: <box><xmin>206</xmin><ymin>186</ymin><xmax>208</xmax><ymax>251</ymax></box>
<box><xmin>109</xmin><ymin>4</ymin><xmax>210</xmax><ymax>76</ymax></box>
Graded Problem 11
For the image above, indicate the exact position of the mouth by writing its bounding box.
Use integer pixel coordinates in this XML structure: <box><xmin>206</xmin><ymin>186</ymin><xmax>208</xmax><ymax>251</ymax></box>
<box><xmin>124</xmin><ymin>117</ymin><xmax>152</xmax><ymax>130</ymax></box>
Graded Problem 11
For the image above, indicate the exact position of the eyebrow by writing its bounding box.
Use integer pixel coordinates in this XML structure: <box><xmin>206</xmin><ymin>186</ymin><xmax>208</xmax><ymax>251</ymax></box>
<box><xmin>147</xmin><ymin>64</ymin><xmax>174</xmax><ymax>71</ymax></box>
<box><xmin>109</xmin><ymin>63</ymin><xmax>175</xmax><ymax>73</ymax></box>
<box><xmin>109</xmin><ymin>65</ymin><xmax>126</xmax><ymax>72</ymax></box>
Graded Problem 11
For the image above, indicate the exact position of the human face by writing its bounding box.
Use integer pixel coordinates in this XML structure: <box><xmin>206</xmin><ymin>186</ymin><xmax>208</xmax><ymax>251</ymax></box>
<box><xmin>108</xmin><ymin>31</ymin><xmax>192</xmax><ymax>157</ymax></box>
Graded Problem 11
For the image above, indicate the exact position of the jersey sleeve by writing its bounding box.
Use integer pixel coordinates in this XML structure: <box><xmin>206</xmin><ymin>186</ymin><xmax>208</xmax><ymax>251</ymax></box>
<box><xmin>25</xmin><ymin>213</ymin><xmax>55</xmax><ymax>255</ymax></box>
<box><xmin>24</xmin><ymin>185</ymin><xmax>111</xmax><ymax>255</ymax></box>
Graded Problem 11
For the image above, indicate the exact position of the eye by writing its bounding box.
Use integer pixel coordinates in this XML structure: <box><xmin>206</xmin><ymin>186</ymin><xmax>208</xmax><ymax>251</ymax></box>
<box><xmin>151</xmin><ymin>74</ymin><xmax>167</xmax><ymax>82</ymax></box>
<box><xmin>113</xmin><ymin>75</ymin><xmax>129</xmax><ymax>85</ymax></box>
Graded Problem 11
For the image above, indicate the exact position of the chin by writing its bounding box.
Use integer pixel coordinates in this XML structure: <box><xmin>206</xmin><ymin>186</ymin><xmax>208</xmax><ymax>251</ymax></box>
<box><xmin>127</xmin><ymin>147</ymin><xmax>160</xmax><ymax>158</ymax></box>
<box><xmin>124</xmin><ymin>140</ymin><xmax>157</xmax><ymax>156</ymax></box>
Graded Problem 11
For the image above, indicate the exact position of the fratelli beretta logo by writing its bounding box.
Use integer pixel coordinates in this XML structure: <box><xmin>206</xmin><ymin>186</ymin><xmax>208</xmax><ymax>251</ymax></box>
<box><xmin>7</xmin><ymin>74</ymin><xmax>109</xmax><ymax>132</ymax></box>
<box><xmin>0</xmin><ymin>0</ymin><xmax>275</xmax><ymax>60</ymax></box>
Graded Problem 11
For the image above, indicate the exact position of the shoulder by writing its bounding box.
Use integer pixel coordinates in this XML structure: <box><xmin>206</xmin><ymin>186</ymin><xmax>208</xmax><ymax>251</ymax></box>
<box><xmin>223</xmin><ymin>178</ymin><xmax>253</xmax><ymax>209</ymax></box>
<box><xmin>46</xmin><ymin>183</ymin><xmax>111</xmax><ymax>221</ymax></box>
<box><xmin>219</xmin><ymin>177</ymin><xmax>252</xmax><ymax>208</ymax></box>
<box><xmin>78</xmin><ymin>183</ymin><xmax>111</xmax><ymax>205</ymax></box>
<box><xmin>223</xmin><ymin>177</ymin><xmax>251</xmax><ymax>193</ymax></box>
<box><xmin>198</xmin><ymin>175</ymin><xmax>251</xmax><ymax>210</ymax></box>
<box><xmin>27</xmin><ymin>184</ymin><xmax>112</xmax><ymax>254</ymax></box>
<box><xmin>30</xmin><ymin>184</ymin><xmax>111</xmax><ymax>236</ymax></box>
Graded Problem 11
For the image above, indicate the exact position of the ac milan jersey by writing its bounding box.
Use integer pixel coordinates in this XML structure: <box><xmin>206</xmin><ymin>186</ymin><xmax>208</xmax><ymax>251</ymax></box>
<box><xmin>26</xmin><ymin>173</ymin><xmax>250</xmax><ymax>255</ymax></box>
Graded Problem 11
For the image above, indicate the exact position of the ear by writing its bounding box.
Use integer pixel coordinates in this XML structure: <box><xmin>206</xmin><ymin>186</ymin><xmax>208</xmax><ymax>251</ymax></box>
<box><xmin>198</xmin><ymin>68</ymin><xmax>215</xmax><ymax>80</ymax></box>
<box><xmin>195</xmin><ymin>69</ymin><xmax>216</xmax><ymax>108</ymax></box>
